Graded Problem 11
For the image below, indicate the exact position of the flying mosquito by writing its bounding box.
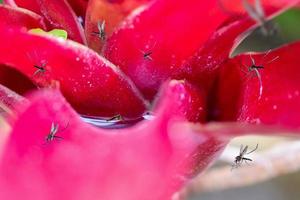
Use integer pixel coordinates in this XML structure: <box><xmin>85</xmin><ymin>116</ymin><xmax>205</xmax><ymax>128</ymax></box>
<box><xmin>92</xmin><ymin>20</ymin><xmax>106</xmax><ymax>41</ymax></box>
<box><xmin>243</xmin><ymin>0</ymin><xmax>277</xmax><ymax>36</ymax></box>
<box><xmin>44</xmin><ymin>122</ymin><xmax>68</xmax><ymax>143</ymax></box>
<box><xmin>241</xmin><ymin>51</ymin><xmax>279</xmax><ymax>99</ymax></box>
<box><xmin>232</xmin><ymin>144</ymin><xmax>258</xmax><ymax>170</ymax></box>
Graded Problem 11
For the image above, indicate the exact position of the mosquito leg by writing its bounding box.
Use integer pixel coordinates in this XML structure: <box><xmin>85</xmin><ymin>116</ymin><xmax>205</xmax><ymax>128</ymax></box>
<box><xmin>253</xmin><ymin>69</ymin><xmax>263</xmax><ymax>99</ymax></box>
<box><xmin>244</xmin><ymin>159</ymin><xmax>252</xmax><ymax>166</ymax></box>
<box><xmin>241</xmin><ymin>64</ymin><xmax>249</xmax><ymax>75</ymax></box>
<box><xmin>54</xmin><ymin>136</ymin><xmax>64</xmax><ymax>140</ymax></box>
<box><xmin>265</xmin><ymin>56</ymin><xmax>279</xmax><ymax>65</ymax></box>
<box><xmin>260</xmin><ymin>49</ymin><xmax>271</xmax><ymax>63</ymax></box>
<box><xmin>59</xmin><ymin>121</ymin><xmax>69</xmax><ymax>132</ymax></box>
<box><xmin>250</xmin><ymin>54</ymin><xmax>256</xmax><ymax>66</ymax></box>
<box><xmin>231</xmin><ymin>164</ymin><xmax>236</xmax><ymax>171</ymax></box>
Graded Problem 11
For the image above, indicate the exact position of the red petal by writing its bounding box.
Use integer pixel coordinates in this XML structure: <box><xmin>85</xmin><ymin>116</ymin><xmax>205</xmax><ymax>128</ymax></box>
<box><xmin>219</xmin><ymin>0</ymin><xmax>299</xmax><ymax>13</ymax></box>
<box><xmin>104</xmin><ymin>0</ymin><xmax>298</xmax><ymax>100</ymax></box>
<box><xmin>217</xmin><ymin>42</ymin><xmax>300</xmax><ymax>129</ymax></box>
<box><xmin>103</xmin><ymin>0</ymin><xmax>230</xmax><ymax>99</ymax></box>
<box><xmin>0</xmin><ymin>26</ymin><xmax>148</xmax><ymax>118</ymax></box>
<box><xmin>0</xmin><ymin>4</ymin><xmax>46</xmax><ymax>29</ymax></box>
<box><xmin>85</xmin><ymin>0</ymin><xmax>150</xmax><ymax>52</ymax></box>
<box><xmin>179</xmin><ymin>18</ymin><xmax>255</xmax><ymax>107</ymax></box>
<box><xmin>0</xmin><ymin>64</ymin><xmax>37</xmax><ymax>95</ymax></box>
<box><xmin>0</xmin><ymin>89</ymin><xmax>226</xmax><ymax>200</ymax></box>
<box><xmin>9</xmin><ymin>0</ymin><xmax>86</xmax><ymax>44</ymax></box>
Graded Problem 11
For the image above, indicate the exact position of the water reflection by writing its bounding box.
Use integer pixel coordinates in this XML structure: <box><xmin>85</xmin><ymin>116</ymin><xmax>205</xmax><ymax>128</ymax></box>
<box><xmin>81</xmin><ymin>112</ymin><xmax>155</xmax><ymax>129</ymax></box>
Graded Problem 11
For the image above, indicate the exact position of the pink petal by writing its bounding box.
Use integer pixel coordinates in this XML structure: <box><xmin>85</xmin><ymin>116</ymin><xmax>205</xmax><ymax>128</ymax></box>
<box><xmin>0</xmin><ymin>88</ymin><xmax>226</xmax><ymax>200</ymax></box>
<box><xmin>0</xmin><ymin>26</ymin><xmax>148</xmax><ymax>118</ymax></box>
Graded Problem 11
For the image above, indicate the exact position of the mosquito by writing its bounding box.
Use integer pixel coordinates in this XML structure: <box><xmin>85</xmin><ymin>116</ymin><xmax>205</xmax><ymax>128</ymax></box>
<box><xmin>44</xmin><ymin>122</ymin><xmax>68</xmax><ymax>143</ymax></box>
<box><xmin>92</xmin><ymin>20</ymin><xmax>106</xmax><ymax>41</ymax></box>
<box><xmin>241</xmin><ymin>51</ymin><xmax>279</xmax><ymax>99</ymax></box>
<box><xmin>141</xmin><ymin>51</ymin><xmax>153</xmax><ymax>61</ymax></box>
<box><xmin>232</xmin><ymin>144</ymin><xmax>258</xmax><ymax>170</ymax></box>
<box><xmin>33</xmin><ymin>62</ymin><xmax>47</xmax><ymax>77</ymax></box>
<box><xmin>243</xmin><ymin>0</ymin><xmax>277</xmax><ymax>36</ymax></box>
<box><xmin>27</xmin><ymin>51</ymin><xmax>48</xmax><ymax>77</ymax></box>
<box><xmin>140</xmin><ymin>42</ymin><xmax>157</xmax><ymax>61</ymax></box>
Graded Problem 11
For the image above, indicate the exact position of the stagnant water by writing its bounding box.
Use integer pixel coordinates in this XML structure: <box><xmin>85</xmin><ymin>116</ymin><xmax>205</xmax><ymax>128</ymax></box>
<box><xmin>81</xmin><ymin>112</ymin><xmax>155</xmax><ymax>129</ymax></box>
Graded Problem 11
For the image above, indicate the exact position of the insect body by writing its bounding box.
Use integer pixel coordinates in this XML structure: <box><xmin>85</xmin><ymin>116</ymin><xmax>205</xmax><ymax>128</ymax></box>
<box><xmin>45</xmin><ymin>122</ymin><xmax>64</xmax><ymax>143</ymax></box>
<box><xmin>232</xmin><ymin>144</ymin><xmax>258</xmax><ymax>170</ymax></box>
<box><xmin>141</xmin><ymin>51</ymin><xmax>153</xmax><ymax>61</ymax></box>
<box><xmin>242</xmin><ymin>54</ymin><xmax>265</xmax><ymax>99</ymax></box>
<box><xmin>140</xmin><ymin>42</ymin><xmax>157</xmax><ymax>61</ymax></box>
<box><xmin>92</xmin><ymin>20</ymin><xmax>106</xmax><ymax>41</ymax></box>
<box><xmin>243</xmin><ymin>0</ymin><xmax>277</xmax><ymax>36</ymax></box>
<box><xmin>33</xmin><ymin>62</ymin><xmax>47</xmax><ymax>77</ymax></box>
<box><xmin>242</xmin><ymin>52</ymin><xmax>279</xmax><ymax>99</ymax></box>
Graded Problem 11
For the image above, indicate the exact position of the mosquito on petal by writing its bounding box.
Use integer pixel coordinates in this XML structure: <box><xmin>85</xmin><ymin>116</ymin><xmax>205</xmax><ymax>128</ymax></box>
<box><xmin>33</xmin><ymin>62</ymin><xmax>47</xmax><ymax>77</ymax></box>
<box><xmin>27</xmin><ymin>51</ymin><xmax>48</xmax><ymax>77</ymax></box>
<box><xmin>141</xmin><ymin>51</ymin><xmax>153</xmax><ymax>61</ymax></box>
<box><xmin>232</xmin><ymin>144</ymin><xmax>258</xmax><ymax>170</ymax></box>
<box><xmin>44</xmin><ymin>122</ymin><xmax>69</xmax><ymax>144</ymax></box>
<box><xmin>92</xmin><ymin>20</ymin><xmax>106</xmax><ymax>41</ymax></box>
<box><xmin>241</xmin><ymin>50</ymin><xmax>279</xmax><ymax>99</ymax></box>
<box><xmin>140</xmin><ymin>42</ymin><xmax>157</xmax><ymax>61</ymax></box>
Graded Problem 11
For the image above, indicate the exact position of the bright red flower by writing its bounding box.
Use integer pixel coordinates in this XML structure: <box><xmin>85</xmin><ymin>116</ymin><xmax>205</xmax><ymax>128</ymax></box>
<box><xmin>1</xmin><ymin>0</ymin><xmax>300</xmax><ymax>199</ymax></box>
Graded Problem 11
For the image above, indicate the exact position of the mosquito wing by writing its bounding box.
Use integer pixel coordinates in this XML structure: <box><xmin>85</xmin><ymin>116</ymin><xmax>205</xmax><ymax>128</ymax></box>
<box><xmin>101</xmin><ymin>20</ymin><xmax>106</xmax><ymax>32</ymax></box>
<box><xmin>97</xmin><ymin>21</ymin><xmax>105</xmax><ymax>33</ymax></box>
<box><xmin>241</xmin><ymin>145</ymin><xmax>248</xmax><ymax>156</ymax></box>
<box><xmin>239</xmin><ymin>144</ymin><xmax>244</xmax><ymax>154</ymax></box>
<box><xmin>50</xmin><ymin>123</ymin><xmax>59</xmax><ymax>135</ymax></box>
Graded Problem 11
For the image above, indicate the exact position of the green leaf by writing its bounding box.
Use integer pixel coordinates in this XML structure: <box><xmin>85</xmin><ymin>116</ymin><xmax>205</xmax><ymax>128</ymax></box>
<box><xmin>28</xmin><ymin>28</ymin><xmax>68</xmax><ymax>40</ymax></box>
<box><xmin>233</xmin><ymin>8</ymin><xmax>300</xmax><ymax>56</ymax></box>
<box><xmin>0</xmin><ymin>0</ymin><xmax>3</xmax><ymax>3</ymax></box>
